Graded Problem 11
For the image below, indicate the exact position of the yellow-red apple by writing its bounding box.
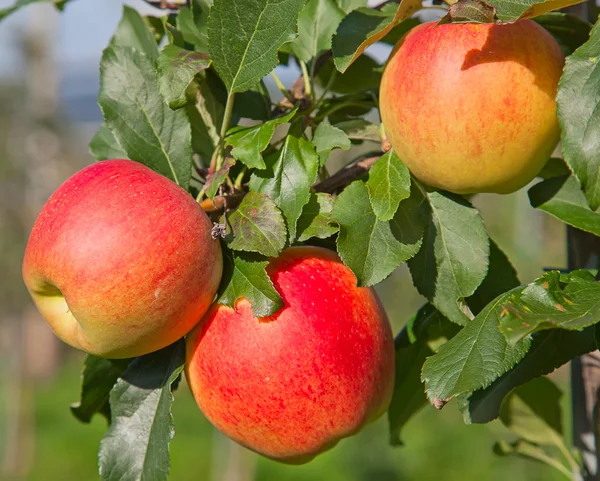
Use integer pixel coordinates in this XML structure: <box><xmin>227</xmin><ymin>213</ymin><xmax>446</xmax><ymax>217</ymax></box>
<box><xmin>22</xmin><ymin>159</ymin><xmax>222</xmax><ymax>359</ymax></box>
<box><xmin>380</xmin><ymin>20</ymin><xmax>565</xmax><ymax>194</ymax></box>
<box><xmin>185</xmin><ymin>246</ymin><xmax>394</xmax><ymax>463</ymax></box>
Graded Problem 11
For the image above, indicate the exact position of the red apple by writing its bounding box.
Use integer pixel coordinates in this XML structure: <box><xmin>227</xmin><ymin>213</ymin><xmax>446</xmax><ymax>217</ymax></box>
<box><xmin>185</xmin><ymin>246</ymin><xmax>395</xmax><ymax>463</ymax></box>
<box><xmin>380</xmin><ymin>20</ymin><xmax>565</xmax><ymax>194</ymax></box>
<box><xmin>22</xmin><ymin>159</ymin><xmax>222</xmax><ymax>359</ymax></box>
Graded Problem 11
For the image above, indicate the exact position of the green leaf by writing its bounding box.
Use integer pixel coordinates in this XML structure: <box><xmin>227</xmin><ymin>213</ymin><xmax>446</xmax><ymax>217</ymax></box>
<box><xmin>144</xmin><ymin>16</ymin><xmax>168</xmax><ymax>46</ymax></box>
<box><xmin>296</xmin><ymin>192</ymin><xmax>339</xmax><ymax>242</ymax></box>
<box><xmin>332</xmin><ymin>0</ymin><xmax>421</xmax><ymax>73</ymax></box>
<box><xmin>408</xmin><ymin>190</ymin><xmax>490</xmax><ymax>326</ymax></box>
<box><xmin>461</xmin><ymin>327</ymin><xmax>595</xmax><ymax>424</ymax></box>
<box><xmin>218</xmin><ymin>250</ymin><xmax>283</xmax><ymax>317</ymax></box>
<box><xmin>186</xmin><ymin>103</ymin><xmax>215</xmax><ymax>161</ymax></box>
<box><xmin>380</xmin><ymin>17</ymin><xmax>420</xmax><ymax>46</ymax></box>
<box><xmin>557</xmin><ymin>21</ymin><xmax>600</xmax><ymax>210</ymax></box>
<box><xmin>157</xmin><ymin>45</ymin><xmax>210</xmax><ymax>110</ymax></box>
<box><xmin>366</xmin><ymin>151</ymin><xmax>411</xmax><ymax>222</ymax></box>
<box><xmin>422</xmin><ymin>289</ymin><xmax>532</xmax><ymax>407</ymax></box>
<box><xmin>70</xmin><ymin>356</ymin><xmax>131</xmax><ymax>424</ymax></box>
<box><xmin>337</xmin><ymin>0</ymin><xmax>366</xmax><ymax>9</ymax></box>
<box><xmin>312</xmin><ymin>123</ymin><xmax>351</xmax><ymax>166</ymax></box>
<box><xmin>208</xmin><ymin>0</ymin><xmax>307</xmax><ymax>92</ymax></box>
<box><xmin>89</xmin><ymin>124</ymin><xmax>129</xmax><ymax>161</ymax></box>
<box><xmin>226</xmin><ymin>109</ymin><xmax>297</xmax><ymax>170</ymax></box>
<box><xmin>331</xmin><ymin>181</ymin><xmax>423</xmax><ymax>286</ymax></box>
<box><xmin>390</xmin><ymin>188</ymin><xmax>426</xmax><ymax>254</ymax></box>
<box><xmin>205</xmin><ymin>157</ymin><xmax>236</xmax><ymax>199</ymax></box>
<box><xmin>317</xmin><ymin>55</ymin><xmax>382</xmax><ymax>95</ymax></box>
<box><xmin>493</xmin><ymin>439</ymin><xmax>573</xmax><ymax>478</ymax></box>
<box><xmin>320</xmin><ymin>91</ymin><xmax>376</xmax><ymax>124</ymax></box>
<box><xmin>529</xmin><ymin>175</ymin><xmax>600</xmax><ymax>237</ymax></box>
<box><xmin>194</xmin><ymin>69</ymin><xmax>227</xmax><ymax>149</ymax></box>
<box><xmin>497</xmin><ymin>270</ymin><xmax>600</xmax><ymax>344</ymax></box>
<box><xmin>98</xmin><ymin>341</ymin><xmax>185</xmax><ymax>481</ymax></box>
<box><xmin>227</xmin><ymin>192</ymin><xmax>287</xmax><ymax>257</ymax></box>
<box><xmin>335</xmin><ymin>119</ymin><xmax>381</xmax><ymax>142</ymax></box>
<box><xmin>233</xmin><ymin>80</ymin><xmax>272</xmax><ymax>121</ymax></box>
<box><xmin>110</xmin><ymin>6</ymin><xmax>159</xmax><ymax>60</ymax></box>
<box><xmin>487</xmin><ymin>0</ymin><xmax>587</xmax><ymax>22</ymax></box>
<box><xmin>250</xmin><ymin>133</ymin><xmax>320</xmax><ymax>241</ymax></box>
<box><xmin>388</xmin><ymin>305</ymin><xmax>460</xmax><ymax>446</ymax></box>
<box><xmin>537</xmin><ymin>157</ymin><xmax>571</xmax><ymax>179</ymax></box>
<box><xmin>445</xmin><ymin>242</ymin><xmax>568</xmax><ymax>426</ymax></box>
<box><xmin>177</xmin><ymin>0</ymin><xmax>211</xmax><ymax>52</ymax></box>
<box><xmin>99</xmin><ymin>46</ymin><xmax>193</xmax><ymax>189</ymax></box>
<box><xmin>534</xmin><ymin>13</ymin><xmax>592</xmax><ymax>56</ymax></box>
<box><xmin>499</xmin><ymin>377</ymin><xmax>564</xmax><ymax>445</ymax></box>
<box><xmin>466</xmin><ymin>240</ymin><xmax>520</xmax><ymax>315</ymax></box>
<box><xmin>53</xmin><ymin>0</ymin><xmax>72</xmax><ymax>8</ymax></box>
<box><xmin>289</xmin><ymin>0</ymin><xmax>345</xmax><ymax>62</ymax></box>
<box><xmin>438</xmin><ymin>0</ymin><xmax>495</xmax><ymax>24</ymax></box>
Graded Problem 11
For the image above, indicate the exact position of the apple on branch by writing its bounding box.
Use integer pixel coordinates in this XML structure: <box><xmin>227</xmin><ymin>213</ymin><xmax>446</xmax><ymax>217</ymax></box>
<box><xmin>22</xmin><ymin>159</ymin><xmax>223</xmax><ymax>359</ymax></box>
<box><xmin>186</xmin><ymin>246</ymin><xmax>395</xmax><ymax>464</ymax></box>
<box><xmin>380</xmin><ymin>20</ymin><xmax>565</xmax><ymax>194</ymax></box>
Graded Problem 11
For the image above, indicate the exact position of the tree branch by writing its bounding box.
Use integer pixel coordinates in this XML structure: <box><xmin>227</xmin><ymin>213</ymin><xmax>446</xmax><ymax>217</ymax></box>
<box><xmin>313</xmin><ymin>155</ymin><xmax>380</xmax><ymax>193</ymax></box>
<box><xmin>143</xmin><ymin>0</ymin><xmax>187</xmax><ymax>10</ymax></box>
<box><xmin>201</xmin><ymin>154</ymin><xmax>382</xmax><ymax>216</ymax></box>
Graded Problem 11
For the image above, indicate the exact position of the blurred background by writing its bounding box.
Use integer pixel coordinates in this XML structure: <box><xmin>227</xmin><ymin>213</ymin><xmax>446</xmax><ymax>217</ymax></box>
<box><xmin>0</xmin><ymin>0</ymin><xmax>568</xmax><ymax>480</ymax></box>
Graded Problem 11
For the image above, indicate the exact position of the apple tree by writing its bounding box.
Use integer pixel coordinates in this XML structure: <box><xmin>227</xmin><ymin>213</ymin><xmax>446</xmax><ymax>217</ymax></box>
<box><xmin>7</xmin><ymin>0</ymin><xmax>600</xmax><ymax>478</ymax></box>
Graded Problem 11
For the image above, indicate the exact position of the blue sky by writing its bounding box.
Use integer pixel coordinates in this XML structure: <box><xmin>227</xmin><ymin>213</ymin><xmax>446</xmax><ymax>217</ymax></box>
<box><xmin>0</xmin><ymin>0</ymin><xmax>156</xmax><ymax>81</ymax></box>
<box><xmin>0</xmin><ymin>0</ymin><xmax>397</xmax><ymax>121</ymax></box>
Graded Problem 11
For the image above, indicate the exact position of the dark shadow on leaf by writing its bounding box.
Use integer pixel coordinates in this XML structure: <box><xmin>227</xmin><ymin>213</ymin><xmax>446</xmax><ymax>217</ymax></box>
<box><xmin>121</xmin><ymin>339</ymin><xmax>185</xmax><ymax>390</ymax></box>
<box><xmin>466</xmin><ymin>239</ymin><xmax>519</xmax><ymax>315</ymax></box>
<box><xmin>528</xmin><ymin>175</ymin><xmax>569</xmax><ymax>208</ymax></box>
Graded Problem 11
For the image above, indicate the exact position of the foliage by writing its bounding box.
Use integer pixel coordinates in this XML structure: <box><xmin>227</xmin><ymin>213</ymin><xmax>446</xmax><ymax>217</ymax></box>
<box><xmin>5</xmin><ymin>0</ymin><xmax>600</xmax><ymax>478</ymax></box>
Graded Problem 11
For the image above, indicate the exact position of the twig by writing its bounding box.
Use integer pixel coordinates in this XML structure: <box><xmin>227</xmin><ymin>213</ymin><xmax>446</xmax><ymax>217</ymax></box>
<box><xmin>200</xmin><ymin>193</ymin><xmax>245</xmax><ymax>214</ymax></box>
<box><xmin>200</xmin><ymin>154</ymin><xmax>382</xmax><ymax>215</ymax></box>
<box><xmin>272</xmin><ymin>52</ymin><xmax>333</xmax><ymax>115</ymax></box>
<box><xmin>313</xmin><ymin>155</ymin><xmax>380</xmax><ymax>193</ymax></box>
<box><xmin>270</xmin><ymin>71</ymin><xmax>295</xmax><ymax>104</ymax></box>
<box><xmin>144</xmin><ymin>0</ymin><xmax>187</xmax><ymax>9</ymax></box>
<box><xmin>299</xmin><ymin>60</ymin><xmax>312</xmax><ymax>99</ymax></box>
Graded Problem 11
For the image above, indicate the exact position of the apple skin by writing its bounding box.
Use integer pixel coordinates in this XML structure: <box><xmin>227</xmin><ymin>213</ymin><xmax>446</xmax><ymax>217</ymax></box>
<box><xmin>380</xmin><ymin>20</ymin><xmax>565</xmax><ymax>194</ymax></box>
<box><xmin>185</xmin><ymin>246</ymin><xmax>395</xmax><ymax>464</ymax></box>
<box><xmin>22</xmin><ymin>159</ymin><xmax>222</xmax><ymax>359</ymax></box>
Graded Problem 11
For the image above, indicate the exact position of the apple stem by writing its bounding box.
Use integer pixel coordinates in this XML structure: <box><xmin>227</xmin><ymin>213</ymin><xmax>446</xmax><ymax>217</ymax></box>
<box><xmin>234</xmin><ymin>167</ymin><xmax>247</xmax><ymax>190</ymax></box>
<box><xmin>270</xmin><ymin>71</ymin><xmax>295</xmax><ymax>104</ymax></box>
<box><xmin>299</xmin><ymin>60</ymin><xmax>312</xmax><ymax>99</ymax></box>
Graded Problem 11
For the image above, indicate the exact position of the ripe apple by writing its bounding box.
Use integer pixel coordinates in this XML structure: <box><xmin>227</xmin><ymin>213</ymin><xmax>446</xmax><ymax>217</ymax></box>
<box><xmin>22</xmin><ymin>159</ymin><xmax>223</xmax><ymax>359</ymax></box>
<box><xmin>185</xmin><ymin>246</ymin><xmax>395</xmax><ymax>463</ymax></box>
<box><xmin>380</xmin><ymin>20</ymin><xmax>565</xmax><ymax>194</ymax></box>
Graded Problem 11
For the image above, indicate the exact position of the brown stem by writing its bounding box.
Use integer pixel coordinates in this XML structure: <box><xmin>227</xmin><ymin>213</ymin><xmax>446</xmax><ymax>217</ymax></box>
<box><xmin>272</xmin><ymin>51</ymin><xmax>333</xmax><ymax>115</ymax></box>
<box><xmin>200</xmin><ymin>155</ymin><xmax>382</xmax><ymax>215</ymax></box>
<box><xmin>145</xmin><ymin>0</ymin><xmax>186</xmax><ymax>9</ymax></box>
<box><xmin>313</xmin><ymin>155</ymin><xmax>380</xmax><ymax>193</ymax></box>
<box><xmin>200</xmin><ymin>193</ymin><xmax>245</xmax><ymax>214</ymax></box>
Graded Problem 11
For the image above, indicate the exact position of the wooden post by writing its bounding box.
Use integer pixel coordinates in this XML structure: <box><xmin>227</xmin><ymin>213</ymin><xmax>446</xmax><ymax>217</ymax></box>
<box><xmin>568</xmin><ymin>228</ymin><xmax>600</xmax><ymax>480</ymax></box>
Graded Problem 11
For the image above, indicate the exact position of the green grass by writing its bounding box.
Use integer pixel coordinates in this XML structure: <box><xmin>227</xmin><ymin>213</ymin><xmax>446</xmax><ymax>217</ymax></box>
<box><xmin>21</xmin><ymin>357</ymin><xmax>564</xmax><ymax>481</ymax></box>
